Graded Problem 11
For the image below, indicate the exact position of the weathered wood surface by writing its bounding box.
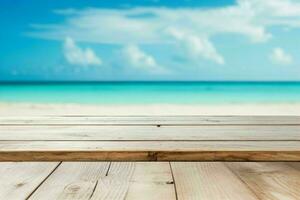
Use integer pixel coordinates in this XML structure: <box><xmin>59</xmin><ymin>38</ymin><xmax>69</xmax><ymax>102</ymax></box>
<box><xmin>1</xmin><ymin>116</ymin><xmax>300</xmax><ymax>125</ymax></box>
<box><xmin>171</xmin><ymin>162</ymin><xmax>259</xmax><ymax>200</ymax></box>
<box><xmin>288</xmin><ymin>162</ymin><xmax>300</xmax><ymax>171</ymax></box>
<box><xmin>0</xmin><ymin>141</ymin><xmax>300</xmax><ymax>161</ymax></box>
<box><xmin>29</xmin><ymin>162</ymin><xmax>110</xmax><ymax>200</ymax></box>
<box><xmin>0</xmin><ymin>116</ymin><xmax>299</xmax><ymax>161</ymax></box>
<box><xmin>0</xmin><ymin>140</ymin><xmax>300</xmax><ymax>161</ymax></box>
<box><xmin>1</xmin><ymin>125</ymin><xmax>300</xmax><ymax>141</ymax></box>
<box><xmin>1</xmin><ymin>162</ymin><xmax>300</xmax><ymax>200</ymax></box>
<box><xmin>0</xmin><ymin>162</ymin><xmax>59</xmax><ymax>199</ymax></box>
<box><xmin>92</xmin><ymin>162</ymin><xmax>176</xmax><ymax>200</ymax></box>
<box><xmin>226</xmin><ymin>162</ymin><xmax>300</xmax><ymax>200</ymax></box>
<box><xmin>29</xmin><ymin>162</ymin><xmax>175</xmax><ymax>200</ymax></box>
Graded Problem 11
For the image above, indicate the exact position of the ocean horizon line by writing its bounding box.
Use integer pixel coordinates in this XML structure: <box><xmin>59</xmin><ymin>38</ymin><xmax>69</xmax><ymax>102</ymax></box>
<box><xmin>1</xmin><ymin>80</ymin><xmax>300</xmax><ymax>85</ymax></box>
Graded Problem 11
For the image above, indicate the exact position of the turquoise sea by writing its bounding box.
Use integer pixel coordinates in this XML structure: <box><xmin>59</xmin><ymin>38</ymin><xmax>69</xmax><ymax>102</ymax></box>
<box><xmin>0</xmin><ymin>82</ymin><xmax>300</xmax><ymax>104</ymax></box>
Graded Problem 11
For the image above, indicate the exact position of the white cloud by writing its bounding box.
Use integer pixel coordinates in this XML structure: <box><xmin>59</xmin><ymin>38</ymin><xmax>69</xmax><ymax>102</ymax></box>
<box><xmin>167</xmin><ymin>28</ymin><xmax>224</xmax><ymax>65</ymax></box>
<box><xmin>31</xmin><ymin>0</ymin><xmax>300</xmax><ymax>44</ymax></box>
<box><xmin>121</xmin><ymin>44</ymin><xmax>166</xmax><ymax>73</ymax></box>
<box><xmin>239</xmin><ymin>0</ymin><xmax>300</xmax><ymax>17</ymax></box>
<box><xmin>269</xmin><ymin>47</ymin><xmax>293</xmax><ymax>65</ymax></box>
<box><xmin>30</xmin><ymin>0</ymin><xmax>300</xmax><ymax>65</ymax></box>
<box><xmin>63</xmin><ymin>37</ymin><xmax>102</xmax><ymax>66</ymax></box>
<box><xmin>30</xmin><ymin>4</ymin><xmax>271</xmax><ymax>44</ymax></box>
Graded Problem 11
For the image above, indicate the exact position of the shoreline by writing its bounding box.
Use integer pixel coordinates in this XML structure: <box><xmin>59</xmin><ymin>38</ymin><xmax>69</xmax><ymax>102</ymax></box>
<box><xmin>1</xmin><ymin>102</ymin><xmax>300</xmax><ymax>116</ymax></box>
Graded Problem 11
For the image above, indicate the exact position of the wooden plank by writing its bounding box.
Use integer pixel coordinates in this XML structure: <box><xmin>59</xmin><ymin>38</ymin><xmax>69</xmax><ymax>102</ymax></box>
<box><xmin>171</xmin><ymin>162</ymin><xmax>258</xmax><ymax>200</ymax></box>
<box><xmin>226</xmin><ymin>162</ymin><xmax>300</xmax><ymax>200</ymax></box>
<box><xmin>0</xmin><ymin>162</ymin><xmax>59</xmax><ymax>199</ymax></box>
<box><xmin>91</xmin><ymin>162</ymin><xmax>135</xmax><ymax>199</ymax></box>
<box><xmin>1</xmin><ymin>140</ymin><xmax>299</xmax><ymax>151</ymax></box>
<box><xmin>1</xmin><ymin>116</ymin><xmax>299</xmax><ymax>125</ymax></box>
<box><xmin>0</xmin><ymin>141</ymin><xmax>300</xmax><ymax>161</ymax></box>
<box><xmin>29</xmin><ymin>162</ymin><xmax>110</xmax><ymax>200</ymax></box>
<box><xmin>92</xmin><ymin>162</ymin><xmax>176</xmax><ymax>200</ymax></box>
<box><xmin>1</xmin><ymin>125</ymin><xmax>300</xmax><ymax>141</ymax></box>
<box><xmin>287</xmin><ymin>162</ymin><xmax>300</xmax><ymax>171</ymax></box>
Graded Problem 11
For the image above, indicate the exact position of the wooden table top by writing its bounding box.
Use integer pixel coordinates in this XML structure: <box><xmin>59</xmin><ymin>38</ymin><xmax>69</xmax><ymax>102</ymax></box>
<box><xmin>1</xmin><ymin>161</ymin><xmax>300</xmax><ymax>199</ymax></box>
<box><xmin>1</xmin><ymin>116</ymin><xmax>300</xmax><ymax>199</ymax></box>
<box><xmin>0</xmin><ymin>116</ymin><xmax>300</xmax><ymax>161</ymax></box>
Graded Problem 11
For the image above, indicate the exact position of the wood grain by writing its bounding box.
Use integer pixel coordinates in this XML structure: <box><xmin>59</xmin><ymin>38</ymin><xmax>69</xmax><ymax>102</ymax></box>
<box><xmin>92</xmin><ymin>162</ymin><xmax>176</xmax><ymax>200</ymax></box>
<box><xmin>226</xmin><ymin>162</ymin><xmax>300</xmax><ymax>200</ymax></box>
<box><xmin>0</xmin><ymin>141</ymin><xmax>299</xmax><ymax>161</ymax></box>
<box><xmin>171</xmin><ymin>162</ymin><xmax>259</xmax><ymax>200</ymax></box>
<box><xmin>1</xmin><ymin>125</ymin><xmax>299</xmax><ymax>141</ymax></box>
<box><xmin>0</xmin><ymin>162</ymin><xmax>59</xmax><ymax>199</ymax></box>
<box><xmin>1</xmin><ymin>141</ymin><xmax>300</xmax><ymax>151</ymax></box>
<box><xmin>91</xmin><ymin>162</ymin><xmax>135</xmax><ymax>199</ymax></box>
<box><xmin>288</xmin><ymin>162</ymin><xmax>300</xmax><ymax>171</ymax></box>
<box><xmin>1</xmin><ymin>161</ymin><xmax>300</xmax><ymax>199</ymax></box>
<box><xmin>0</xmin><ymin>116</ymin><xmax>299</xmax><ymax>161</ymax></box>
<box><xmin>29</xmin><ymin>162</ymin><xmax>110</xmax><ymax>200</ymax></box>
<box><xmin>1</xmin><ymin>116</ymin><xmax>299</xmax><ymax>125</ymax></box>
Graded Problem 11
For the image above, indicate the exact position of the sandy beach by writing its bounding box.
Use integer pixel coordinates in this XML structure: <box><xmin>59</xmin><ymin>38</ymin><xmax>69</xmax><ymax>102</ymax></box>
<box><xmin>1</xmin><ymin>102</ymin><xmax>300</xmax><ymax>116</ymax></box>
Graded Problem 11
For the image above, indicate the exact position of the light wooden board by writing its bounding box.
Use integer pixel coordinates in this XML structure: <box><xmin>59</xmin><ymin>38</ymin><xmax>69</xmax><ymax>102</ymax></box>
<box><xmin>0</xmin><ymin>125</ymin><xmax>299</xmax><ymax>141</ymax></box>
<box><xmin>0</xmin><ymin>141</ymin><xmax>299</xmax><ymax>161</ymax></box>
<box><xmin>1</xmin><ymin>141</ymin><xmax>300</xmax><ymax>151</ymax></box>
<box><xmin>91</xmin><ymin>162</ymin><xmax>135</xmax><ymax>199</ymax></box>
<box><xmin>0</xmin><ymin>116</ymin><xmax>299</xmax><ymax>161</ymax></box>
<box><xmin>92</xmin><ymin>162</ymin><xmax>176</xmax><ymax>200</ymax></box>
<box><xmin>0</xmin><ymin>162</ymin><xmax>59</xmax><ymax>199</ymax></box>
<box><xmin>1</xmin><ymin>162</ymin><xmax>300</xmax><ymax>199</ymax></box>
<box><xmin>1</xmin><ymin>116</ymin><xmax>299</xmax><ymax>125</ymax></box>
<box><xmin>29</xmin><ymin>162</ymin><xmax>110</xmax><ymax>200</ymax></box>
<box><xmin>226</xmin><ymin>162</ymin><xmax>300</xmax><ymax>200</ymax></box>
<box><xmin>288</xmin><ymin>162</ymin><xmax>300</xmax><ymax>171</ymax></box>
<box><xmin>171</xmin><ymin>162</ymin><xmax>258</xmax><ymax>200</ymax></box>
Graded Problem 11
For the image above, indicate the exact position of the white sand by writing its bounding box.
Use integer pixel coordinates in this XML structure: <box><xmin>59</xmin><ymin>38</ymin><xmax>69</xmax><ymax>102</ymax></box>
<box><xmin>1</xmin><ymin>102</ymin><xmax>300</xmax><ymax>116</ymax></box>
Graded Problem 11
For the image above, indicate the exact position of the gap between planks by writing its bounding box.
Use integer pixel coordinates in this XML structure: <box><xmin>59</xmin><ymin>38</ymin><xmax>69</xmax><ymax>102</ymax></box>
<box><xmin>26</xmin><ymin>162</ymin><xmax>62</xmax><ymax>199</ymax></box>
<box><xmin>28</xmin><ymin>162</ymin><xmax>177</xmax><ymax>200</ymax></box>
<box><xmin>2</xmin><ymin>162</ymin><xmax>300</xmax><ymax>200</ymax></box>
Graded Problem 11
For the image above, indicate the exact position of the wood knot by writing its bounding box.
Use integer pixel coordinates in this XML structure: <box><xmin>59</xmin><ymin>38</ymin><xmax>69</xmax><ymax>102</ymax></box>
<box><xmin>15</xmin><ymin>182</ymin><xmax>25</xmax><ymax>188</ymax></box>
<box><xmin>66</xmin><ymin>185</ymin><xmax>81</xmax><ymax>193</ymax></box>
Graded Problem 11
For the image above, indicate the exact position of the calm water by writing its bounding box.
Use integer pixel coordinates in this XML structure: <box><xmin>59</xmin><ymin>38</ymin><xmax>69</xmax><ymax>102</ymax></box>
<box><xmin>0</xmin><ymin>82</ymin><xmax>300</xmax><ymax>104</ymax></box>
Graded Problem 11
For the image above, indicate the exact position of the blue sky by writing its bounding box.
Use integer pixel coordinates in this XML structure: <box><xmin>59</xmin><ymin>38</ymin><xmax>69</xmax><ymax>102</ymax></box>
<box><xmin>1</xmin><ymin>0</ymin><xmax>300</xmax><ymax>81</ymax></box>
